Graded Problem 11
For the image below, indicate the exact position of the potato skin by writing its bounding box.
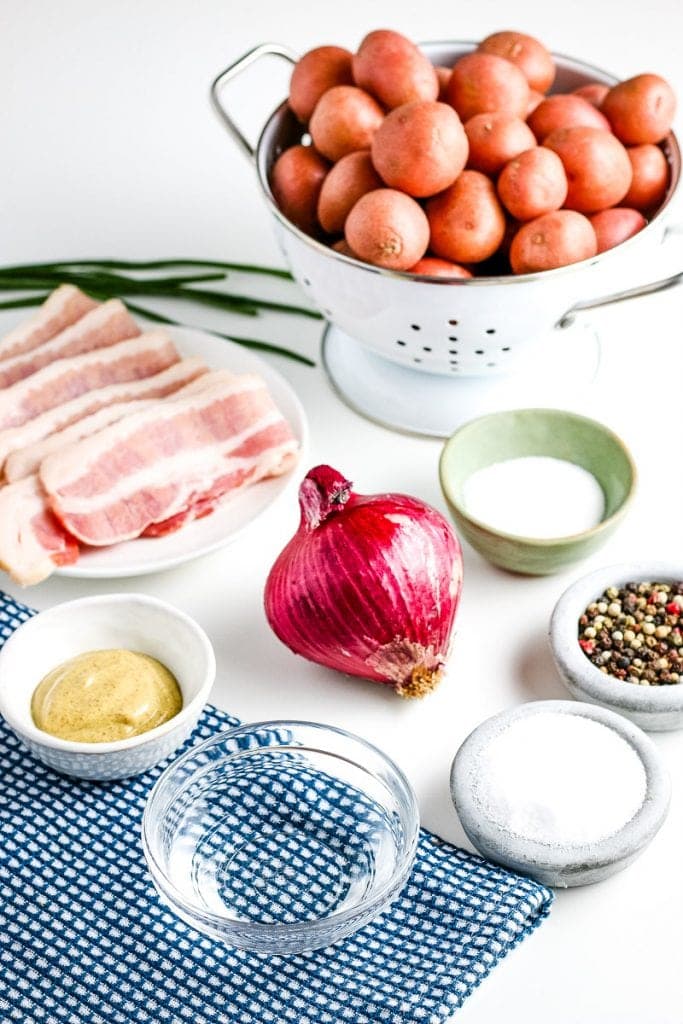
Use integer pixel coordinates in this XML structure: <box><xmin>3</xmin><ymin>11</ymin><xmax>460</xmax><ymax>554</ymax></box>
<box><xmin>317</xmin><ymin>151</ymin><xmax>382</xmax><ymax>234</ymax></box>
<box><xmin>602</xmin><ymin>74</ymin><xmax>677</xmax><ymax>145</ymax></box>
<box><xmin>310</xmin><ymin>85</ymin><xmax>384</xmax><ymax>162</ymax></box>
<box><xmin>289</xmin><ymin>46</ymin><xmax>354</xmax><ymax>123</ymax></box>
<box><xmin>409</xmin><ymin>257</ymin><xmax>473</xmax><ymax>278</ymax></box>
<box><xmin>589</xmin><ymin>208</ymin><xmax>647</xmax><ymax>253</ymax></box>
<box><xmin>353</xmin><ymin>30</ymin><xmax>438</xmax><ymax>109</ymax></box>
<box><xmin>372</xmin><ymin>101</ymin><xmax>468</xmax><ymax>197</ymax></box>
<box><xmin>464</xmin><ymin>112</ymin><xmax>536</xmax><ymax>175</ymax></box>
<box><xmin>478</xmin><ymin>31</ymin><xmax>555</xmax><ymax>93</ymax></box>
<box><xmin>345</xmin><ymin>189</ymin><xmax>430</xmax><ymax>270</ymax></box>
<box><xmin>331</xmin><ymin>238</ymin><xmax>357</xmax><ymax>256</ymax></box>
<box><xmin>510</xmin><ymin>210</ymin><xmax>597</xmax><ymax>273</ymax></box>
<box><xmin>572</xmin><ymin>82</ymin><xmax>609</xmax><ymax>108</ymax></box>
<box><xmin>527</xmin><ymin>89</ymin><xmax>545</xmax><ymax>115</ymax></box>
<box><xmin>426</xmin><ymin>170</ymin><xmax>507</xmax><ymax>263</ymax></box>
<box><xmin>543</xmin><ymin>126</ymin><xmax>632</xmax><ymax>213</ymax></box>
<box><xmin>623</xmin><ymin>144</ymin><xmax>670</xmax><ymax>210</ymax></box>
<box><xmin>270</xmin><ymin>145</ymin><xmax>329</xmax><ymax>235</ymax></box>
<box><xmin>447</xmin><ymin>52</ymin><xmax>529</xmax><ymax>121</ymax></box>
<box><xmin>528</xmin><ymin>94</ymin><xmax>610</xmax><ymax>141</ymax></box>
<box><xmin>436</xmin><ymin>66</ymin><xmax>453</xmax><ymax>101</ymax></box>
<box><xmin>498</xmin><ymin>147</ymin><xmax>568</xmax><ymax>221</ymax></box>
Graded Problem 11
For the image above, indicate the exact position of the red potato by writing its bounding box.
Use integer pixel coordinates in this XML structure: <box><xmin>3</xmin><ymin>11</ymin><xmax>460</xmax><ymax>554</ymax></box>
<box><xmin>544</xmin><ymin>126</ymin><xmax>632</xmax><ymax>213</ymax></box>
<box><xmin>510</xmin><ymin>210</ymin><xmax>597</xmax><ymax>273</ymax></box>
<box><xmin>353</xmin><ymin>30</ymin><xmax>438</xmax><ymax>108</ymax></box>
<box><xmin>589</xmin><ymin>208</ymin><xmax>647</xmax><ymax>253</ymax></box>
<box><xmin>447</xmin><ymin>52</ymin><xmax>529</xmax><ymax>121</ymax></box>
<box><xmin>345</xmin><ymin>189</ymin><xmax>430</xmax><ymax>270</ymax></box>
<box><xmin>426</xmin><ymin>170</ymin><xmax>507</xmax><ymax>263</ymax></box>
<box><xmin>624</xmin><ymin>144</ymin><xmax>670</xmax><ymax>210</ymax></box>
<box><xmin>317</xmin><ymin>150</ymin><xmax>382</xmax><ymax>234</ymax></box>
<box><xmin>332</xmin><ymin>238</ymin><xmax>357</xmax><ymax>256</ymax></box>
<box><xmin>478</xmin><ymin>31</ymin><xmax>555</xmax><ymax>93</ymax></box>
<box><xmin>371</xmin><ymin>101</ymin><xmax>468</xmax><ymax>197</ymax></box>
<box><xmin>498</xmin><ymin>147</ymin><xmax>568</xmax><ymax>220</ymax></box>
<box><xmin>527</xmin><ymin>89</ymin><xmax>545</xmax><ymax>115</ymax></box>
<box><xmin>289</xmin><ymin>46</ymin><xmax>354</xmax><ymax>122</ymax></box>
<box><xmin>436</xmin><ymin>66</ymin><xmax>453</xmax><ymax>102</ymax></box>
<box><xmin>309</xmin><ymin>85</ymin><xmax>384</xmax><ymax>162</ymax></box>
<box><xmin>270</xmin><ymin>145</ymin><xmax>329</xmax><ymax>235</ymax></box>
<box><xmin>409</xmin><ymin>257</ymin><xmax>472</xmax><ymax>277</ymax></box>
<box><xmin>573</xmin><ymin>83</ymin><xmax>609</xmax><ymax>108</ymax></box>
<box><xmin>602</xmin><ymin>74</ymin><xmax>676</xmax><ymax>145</ymax></box>
<box><xmin>528</xmin><ymin>94</ymin><xmax>610</xmax><ymax>141</ymax></box>
<box><xmin>464</xmin><ymin>112</ymin><xmax>536</xmax><ymax>175</ymax></box>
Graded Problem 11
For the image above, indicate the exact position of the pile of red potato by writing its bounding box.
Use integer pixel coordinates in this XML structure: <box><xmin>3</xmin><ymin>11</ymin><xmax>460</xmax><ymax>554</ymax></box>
<box><xmin>270</xmin><ymin>29</ymin><xmax>676</xmax><ymax>276</ymax></box>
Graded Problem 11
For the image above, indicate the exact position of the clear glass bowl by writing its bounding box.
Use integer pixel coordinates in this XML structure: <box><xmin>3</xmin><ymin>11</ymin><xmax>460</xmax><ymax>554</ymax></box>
<box><xmin>142</xmin><ymin>720</ymin><xmax>420</xmax><ymax>954</ymax></box>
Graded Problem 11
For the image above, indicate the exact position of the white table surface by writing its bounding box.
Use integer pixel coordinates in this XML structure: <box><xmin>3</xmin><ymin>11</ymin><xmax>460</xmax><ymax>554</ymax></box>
<box><xmin>2</xmin><ymin>1</ymin><xmax>683</xmax><ymax>1020</ymax></box>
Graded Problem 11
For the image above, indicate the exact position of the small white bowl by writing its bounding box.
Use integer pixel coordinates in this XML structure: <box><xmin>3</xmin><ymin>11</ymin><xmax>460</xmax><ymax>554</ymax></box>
<box><xmin>550</xmin><ymin>563</ymin><xmax>683</xmax><ymax>731</ymax></box>
<box><xmin>0</xmin><ymin>593</ymin><xmax>216</xmax><ymax>780</ymax></box>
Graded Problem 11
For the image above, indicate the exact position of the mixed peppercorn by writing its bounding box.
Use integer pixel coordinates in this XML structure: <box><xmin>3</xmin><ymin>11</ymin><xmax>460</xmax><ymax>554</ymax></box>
<box><xmin>578</xmin><ymin>581</ymin><xmax>683</xmax><ymax>686</ymax></box>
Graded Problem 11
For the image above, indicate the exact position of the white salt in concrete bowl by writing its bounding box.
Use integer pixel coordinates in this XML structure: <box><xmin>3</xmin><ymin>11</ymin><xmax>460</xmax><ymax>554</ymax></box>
<box><xmin>550</xmin><ymin>563</ymin><xmax>683</xmax><ymax>731</ymax></box>
<box><xmin>0</xmin><ymin>594</ymin><xmax>215</xmax><ymax>780</ymax></box>
<box><xmin>450</xmin><ymin>700</ymin><xmax>670</xmax><ymax>888</ymax></box>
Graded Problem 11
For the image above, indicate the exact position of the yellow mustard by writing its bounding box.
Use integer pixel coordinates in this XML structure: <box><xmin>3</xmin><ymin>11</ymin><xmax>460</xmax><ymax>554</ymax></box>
<box><xmin>31</xmin><ymin>649</ymin><xmax>183</xmax><ymax>743</ymax></box>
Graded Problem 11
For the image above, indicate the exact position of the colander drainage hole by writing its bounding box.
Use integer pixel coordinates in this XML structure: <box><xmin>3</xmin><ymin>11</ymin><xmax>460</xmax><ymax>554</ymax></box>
<box><xmin>448</xmin><ymin>335</ymin><xmax>458</xmax><ymax>342</ymax></box>
<box><xmin>413</xmin><ymin>357</ymin><xmax>422</xmax><ymax>364</ymax></box>
<box><xmin>422</xmin><ymin>346</ymin><xmax>432</xmax><ymax>352</ymax></box>
<box><xmin>396</xmin><ymin>340</ymin><xmax>406</xmax><ymax>347</ymax></box>
<box><xmin>475</xmin><ymin>349</ymin><xmax>484</xmax><ymax>355</ymax></box>
<box><xmin>486</xmin><ymin>328</ymin><xmax>496</xmax><ymax>335</ymax></box>
<box><xmin>303</xmin><ymin>277</ymin><xmax>311</xmax><ymax>286</ymax></box>
<box><xmin>449</xmin><ymin>349</ymin><xmax>458</xmax><ymax>355</ymax></box>
<box><xmin>448</xmin><ymin>319</ymin><xmax>458</xmax><ymax>325</ymax></box>
<box><xmin>411</xmin><ymin>324</ymin><xmax>421</xmax><ymax>331</ymax></box>
<box><xmin>502</xmin><ymin>346</ymin><xmax>510</xmax><ymax>352</ymax></box>
<box><xmin>487</xmin><ymin>362</ymin><xmax>496</xmax><ymax>368</ymax></box>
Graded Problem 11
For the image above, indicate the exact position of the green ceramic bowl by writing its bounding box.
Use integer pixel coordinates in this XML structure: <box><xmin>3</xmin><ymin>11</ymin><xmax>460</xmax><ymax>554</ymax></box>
<box><xmin>439</xmin><ymin>408</ymin><xmax>636</xmax><ymax>575</ymax></box>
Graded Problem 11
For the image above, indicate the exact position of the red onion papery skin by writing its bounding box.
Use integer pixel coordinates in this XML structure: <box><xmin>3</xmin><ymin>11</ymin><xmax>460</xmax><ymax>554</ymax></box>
<box><xmin>264</xmin><ymin>465</ymin><xmax>463</xmax><ymax>698</ymax></box>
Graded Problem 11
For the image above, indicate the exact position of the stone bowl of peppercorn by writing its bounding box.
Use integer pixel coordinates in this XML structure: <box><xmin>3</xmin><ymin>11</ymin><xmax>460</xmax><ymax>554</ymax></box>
<box><xmin>550</xmin><ymin>563</ymin><xmax>683</xmax><ymax>731</ymax></box>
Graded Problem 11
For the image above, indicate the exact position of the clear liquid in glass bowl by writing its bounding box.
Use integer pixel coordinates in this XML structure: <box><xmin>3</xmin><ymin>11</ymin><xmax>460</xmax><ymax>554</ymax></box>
<box><xmin>142</xmin><ymin>722</ymin><xmax>419</xmax><ymax>953</ymax></box>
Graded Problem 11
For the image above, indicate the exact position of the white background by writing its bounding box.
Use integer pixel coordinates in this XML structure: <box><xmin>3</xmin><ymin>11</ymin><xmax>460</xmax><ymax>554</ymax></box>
<box><xmin>2</xmin><ymin>1</ymin><xmax>683</xmax><ymax>1020</ymax></box>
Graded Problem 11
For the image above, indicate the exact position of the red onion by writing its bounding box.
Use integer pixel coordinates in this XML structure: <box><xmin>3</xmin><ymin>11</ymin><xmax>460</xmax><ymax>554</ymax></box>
<box><xmin>264</xmin><ymin>465</ymin><xmax>463</xmax><ymax>697</ymax></box>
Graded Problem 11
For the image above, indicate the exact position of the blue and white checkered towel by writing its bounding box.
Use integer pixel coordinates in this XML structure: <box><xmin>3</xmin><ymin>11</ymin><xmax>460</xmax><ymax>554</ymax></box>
<box><xmin>0</xmin><ymin>592</ymin><xmax>552</xmax><ymax>1024</ymax></box>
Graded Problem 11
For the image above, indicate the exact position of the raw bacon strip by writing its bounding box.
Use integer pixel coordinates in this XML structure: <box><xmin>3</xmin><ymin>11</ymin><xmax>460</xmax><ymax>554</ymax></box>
<box><xmin>0</xmin><ymin>331</ymin><xmax>179</xmax><ymax>431</ymax></box>
<box><xmin>0</xmin><ymin>285</ymin><xmax>98</xmax><ymax>362</ymax></box>
<box><xmin>0</xmin><ymin>475</ymin><xmax>79</xmax><ymax>586</ymax></box>
<box><xmin>41</xmin><ymin>373</ymin><xmax>299</xmax><ymax>546</ymax></box>
<box><xmin>4</xmin><ymin>364</ymin><xmax>219</xmax><ymax>482</ymax></box>
<box><xmin>0</xmin><ymin>357</ymin><xmax>206</xmax><ymax>471</ymax></box>
<box><xmin>0</xmin><ymin>299</ymin><xmax>140</xmax><ymax>388</ymax></box>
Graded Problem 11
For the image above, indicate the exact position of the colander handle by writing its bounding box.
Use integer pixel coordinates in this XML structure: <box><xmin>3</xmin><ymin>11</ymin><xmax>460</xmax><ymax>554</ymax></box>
<box><xmin>210</xmin><ymin>43</ymin><xmax>298</xmax><ymax>161</ymax></box>
<box><xmin>558</xmin><ymin>268</ymin><xmax>683</xmax><ymax>327</ymax></box>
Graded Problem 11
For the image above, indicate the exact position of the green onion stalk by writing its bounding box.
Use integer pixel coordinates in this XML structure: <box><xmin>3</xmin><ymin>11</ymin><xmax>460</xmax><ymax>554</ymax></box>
<box><xmin>0</xmin><ymin>259</ymin><xmax>319</xmax><ymax>366</ymax></box>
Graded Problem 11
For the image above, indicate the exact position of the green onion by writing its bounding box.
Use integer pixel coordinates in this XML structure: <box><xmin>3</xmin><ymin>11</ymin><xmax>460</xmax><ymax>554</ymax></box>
<box><xmin>124</xmin><ymin>301</ymin><xmax>315</xmax><ymax>367</ymax></box>
<box><xmin>0</xmin><ymin>258</ymin><xmax>293</xmax><ymax>280</ymax></box>
<box><xmin>0</xmin><ymin>258</ymin><xmax>319</xmax><ymax>365</ymax></box>
<box><xmin>0</xmin><ymin>294</ymin><xmax>48</xmax><ymax>311</ymax></box>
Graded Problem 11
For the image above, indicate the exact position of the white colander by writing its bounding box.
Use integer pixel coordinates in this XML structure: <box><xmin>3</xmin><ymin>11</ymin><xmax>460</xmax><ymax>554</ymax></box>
<box><xmin>211</xmin><ymin>42</ymin><xmax>682</xmax><ymax>429</ymax></box>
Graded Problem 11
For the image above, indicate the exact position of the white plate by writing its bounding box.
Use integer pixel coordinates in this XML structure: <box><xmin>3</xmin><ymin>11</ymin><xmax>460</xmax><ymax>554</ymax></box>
<box><xmin>56</xmin><ymin>326</ymin><xmax>308</xmax><ymax>579</ymax></box>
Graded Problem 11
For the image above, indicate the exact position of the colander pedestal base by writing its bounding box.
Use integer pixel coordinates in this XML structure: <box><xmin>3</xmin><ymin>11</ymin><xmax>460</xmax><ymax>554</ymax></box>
<box><xmin>322</xmin><ymin>322</ymin><xmax>601</xmax><ymax>438</ymax></box>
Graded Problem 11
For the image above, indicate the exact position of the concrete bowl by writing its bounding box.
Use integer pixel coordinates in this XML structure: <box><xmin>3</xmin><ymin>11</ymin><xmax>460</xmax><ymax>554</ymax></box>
<box><xmin>450</xmin><ymin>700</ymin><xmax>670</xmax><ymax>888</ymax></box>
<box><xmin>550</xmin><ymin>562</ymin><xmax>683</xmax><ymax>731</ymax></box>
